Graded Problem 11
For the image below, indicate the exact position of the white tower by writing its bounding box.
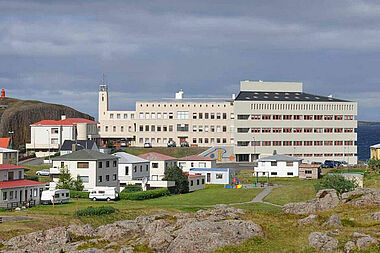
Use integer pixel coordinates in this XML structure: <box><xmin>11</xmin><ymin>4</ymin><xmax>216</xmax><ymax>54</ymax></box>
<box><xmin>98</xmin><ymin>77</ymin><xmax>109</xmax><ymax>121</ymax></box>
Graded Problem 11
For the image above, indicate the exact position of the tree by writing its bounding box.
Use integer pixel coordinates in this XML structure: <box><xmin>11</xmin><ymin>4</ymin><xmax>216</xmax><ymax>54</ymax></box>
<box><xmin>163</xmin><ymin>165</ymin><xmax>189</xmax><ymax>194</ymax></box>
<box><xmin>56</xmin><ymin>168</ymin><xmax>73</xmax><ymax>190</ymax></box>
<box><xmin>367</xmin><ymin>159</ymin><xmax>380</xmax><ymax>170</ymax></box>
<box><xmin>315</xmin><ymin>174</ymin><xmax>357</xmax><ymax>196</ymax></box>
<box><xmin>73</xmin><ymin>175</ymin><xmax>84</xmax><ymax>191</ymax></box>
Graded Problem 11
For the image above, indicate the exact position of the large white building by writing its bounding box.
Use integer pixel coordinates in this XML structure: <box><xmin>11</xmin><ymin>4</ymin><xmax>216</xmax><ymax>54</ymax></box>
<box><xmin>97</xmin><ymin>79</ymin><xmax>358</xmax><ymax>164</ymax></box>
<box><xmin>26</xmin><ymin>116</ymin><xmax>99</xmax><ymax>157</ymax></box>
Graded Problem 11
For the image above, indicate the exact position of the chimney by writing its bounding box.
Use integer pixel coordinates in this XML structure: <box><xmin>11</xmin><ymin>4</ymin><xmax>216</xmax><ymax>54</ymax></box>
<box><xmin>72</xmin><ymin>144</ymin><xmax>77</xmax><ymax>152</ymax></box>
<box><xmin>61</xmin><ymin>115</ymin><xmax>67</xmax><ymax>120</ymax></box>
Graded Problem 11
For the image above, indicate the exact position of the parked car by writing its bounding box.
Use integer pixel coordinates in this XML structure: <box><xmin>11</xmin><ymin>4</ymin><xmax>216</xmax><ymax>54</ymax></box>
<box><xmin>41</xmin><ymin>189</ymin><xmax>70</xmax><ymax>205</ymax></box>
<box><xmin>340</xmin><ymin>161</ymin><xmax>348</xmax><ymax>167</ymax></box>
<box><xmin>89</xmin><ymin>187</ymin><xmax>119</xmax><ymax>201</ymax></box>
<box><xmin>144</xmin><ymin>142</ymin><xmax>152</xmax><ymax>148</ymax></box>
<box><xmin>180</xmin><ymin>141</ymin><xmax>189</xmax><ymax>147</ymax></box>
<box><xmin>167</xmin><ymin>140</ymin><xmax>176</xmax><ymax>147</ymax></box>
<box><xmin>323</xmin><ymin>160</ymin><xmax>341</xmax><ymax>168</ymax></box>
<box><xmin>36</xmin><ymin>169</ymin><xmax>50</xmax><ymax>176</ymax></box>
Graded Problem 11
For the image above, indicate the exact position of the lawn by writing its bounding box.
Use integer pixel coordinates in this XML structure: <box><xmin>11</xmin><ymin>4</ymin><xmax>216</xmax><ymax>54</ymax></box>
<box><xmin>118</xmin><ymin>147</ymin><xmax>208</xmax><ymax>158</ymax></box>
<box><xmin>22</xmin><ymin>164</ymin><xmax>51</xmax><ymax>183</ymax></box>
<box><xmin>0</xmin><ymin>185</ymin><xmax>262</xmax><ymax>240</ymax></box>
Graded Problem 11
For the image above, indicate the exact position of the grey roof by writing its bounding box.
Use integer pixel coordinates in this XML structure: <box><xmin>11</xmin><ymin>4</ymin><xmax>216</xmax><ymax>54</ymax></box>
<box><xmin>258</xmin><ymin>154</ymin><xmax>302</xmax><ymax>162</ymax></box>
<box><xmin>113</xmin><ymin>152</ymin><xmax>149</xmax><ymax>164</ymax></box>
<box><xmin>60</xmin><ymin>140</ymin><xmax>97</xmax><ymax>151</ymax></box>
<box><xmin>235</xmin><ymin>91</ymin><xmax>350</xmax><ymax>102</ymax></box>
<box><xmin>370</xmin><ymin>143</ymin><xmax>380</xmax><ymax>149</ymax></box>
<box><xmin>53</xmin><ymin>149</ymin><xmax>117</xmax><ymax>161</ymax></box>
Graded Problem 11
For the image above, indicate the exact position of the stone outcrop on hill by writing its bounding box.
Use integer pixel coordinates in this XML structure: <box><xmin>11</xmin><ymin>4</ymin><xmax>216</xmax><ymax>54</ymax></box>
<box><xmin>0</xmin><ymin>206</ymin><xmax>264</xmax><ymax>253</ymax></box>
<box><xmin>308</xmin><ymin>232</ymin><xmax>339</xmax><ymax>252</ymax></box>
<box><xmin>283</xmin><ymin>188</ymin><xmax>380</xmax><ymax>214</ymax></box>
<box><xmin>0</xmin><ymin>97</ymin><xmax>94</xmax><ymax>148</ymax></box>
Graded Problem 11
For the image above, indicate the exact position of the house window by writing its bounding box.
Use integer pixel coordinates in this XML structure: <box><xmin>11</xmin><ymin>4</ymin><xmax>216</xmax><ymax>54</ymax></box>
<box><xmin>125</xmin><ymin>166</ymin><xmax>129</xmax><ymax>175</ymax></box>
<box><xmin>106</xmin><ymin>175</ymin><xmax>110</xmax><ymax>181</ymax></box>
<box><xmin>271</xmin><ymin>161</ymin><xmax>277</xmax><ymax>166</ymax></box>
<box><xmin>113</xmin><ymin>174</ymin><xmax>117</xmax><ymax>180</ymax></box>
<box><xmin>287</xmin><ymin>172</ymin><xmax>293</xmax><ymax>176</ymax></box>
<box><xmin>191</xmin><ymin>180</ymin><xmax>194</xmax><ymax>186</ymax></box>
<box><xmin>80</xmin><ymin>176</ymin><xmax>89</xmax><ymax>183</ymax></box>
<box><xmin>197</xmin><ymin>179</ymin><xmax>200</xmax><ymax>185</ymax></box>
<box><xmin>271</xmin><ymin>172</ymin><xmax>278</xmax><ymax>176</ymax></box>
<box><xmin>216</xmin><ymin>173</ymin><xmax>223</xmax><ymax>179</ymax></box>
<box><xmin>113</xmin><ymin>161</ymin><xmax>117</xmax><ymax>167</ymax></box>
<box><xmin>152</xmin><ymin>163</ymin><xmax>159</xmax><ymax>168</ymax></box>
<box><xmin>305</xmin><ymin>170</ymin><xmax>313</xmax><ymax>174</ymax></box>
<box><xmin>51</xmin><ymin>138</ymin><xmax>59</xmax><ymax>144</ymax></box>
<box><xmin>199</xmin><ymin>162</ymin><xmax>206</xmax><ymax>167</ymax></box>
<box><xmin>106</xmin><ymin>161</ymin><xmax>110</xmax><ymax>167</ymax></box>
<box><xmin>51</xmin><ymin>128</ymin><xmax>59</xmax><ymax>134</ymax></box>
<box><xmin>202</xmin><ymin>178</ymin><xmax>205</xmax><ymax>184</ymax></box>
<box><xmin>77</xmin><ymin>162</ymin><xmax>89</xmax><ymax>168</ymax></box>
<box><xmin>177</xmin><ymin>111</ymin><xmax>189</xmax><ymax>119</ymax></box>
<box><xmin>286</xmin><ymin>162</ymin><xmax>293</xmax><ymax>166</ymax></box>
<box><xmin>98</xmin><ymin>176</ymin><xmax>103</xmax><ymax>182</ymax></box>
<box><xmin>134</xmin><ymin>166</ymin><xmax>137</xmax><ymax>172</ymax></box>
<box><xmin>146</xmin><ymin>165</ymin><xmax>149</xmax><ymax>171</ymax></box>
<box><xmin>98</xmin><ymin>161</ymin><xmax>103</xmax><ymax>168</ymax></box>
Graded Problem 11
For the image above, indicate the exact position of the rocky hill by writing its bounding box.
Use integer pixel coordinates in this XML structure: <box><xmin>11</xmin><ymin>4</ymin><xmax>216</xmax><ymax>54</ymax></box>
<box><xmin>0</xmin><ymin>97</ymin><xmax>94</xmax><ymax>149</ymax></box>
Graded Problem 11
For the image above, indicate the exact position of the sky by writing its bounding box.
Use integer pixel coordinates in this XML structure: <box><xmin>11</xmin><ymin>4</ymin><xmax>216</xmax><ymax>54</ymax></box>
<box><xmin>1</xmin><ymin>0</ymin><xmax>380</xmax><ymax>121</ymax></box>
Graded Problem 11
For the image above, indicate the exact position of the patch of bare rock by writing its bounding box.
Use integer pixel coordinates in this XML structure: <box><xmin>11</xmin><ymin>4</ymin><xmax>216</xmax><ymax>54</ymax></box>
<box><xmin>0</xmin><ymin>206</ymin><xmax>264</xmax><ymax>253</ymax></box>
<box><xmin>283</xmin><ymin>188</ymin><xmax>380</xmax><ymax>215</ymax></box>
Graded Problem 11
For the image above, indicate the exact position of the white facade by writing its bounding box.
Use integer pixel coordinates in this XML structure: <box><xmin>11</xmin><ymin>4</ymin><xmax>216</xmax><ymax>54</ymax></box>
<box><xmin>189</xmin><ymin>168</ymin><xmax>232</xmax><ymax>184</ymax></box>
<box><xmin>138</xmin><ymin>152</ymin><xmax>177</xmax><ymax>181</ymax></box>
<box><xmin>255</xmin><ymin>155</ymin><xmax>302</xmax><ymax>177</ymax></box>
<box><xmin>113</xmin><ymin>152</ymin><xmax>150</xmax><ymax>184</ymax></box>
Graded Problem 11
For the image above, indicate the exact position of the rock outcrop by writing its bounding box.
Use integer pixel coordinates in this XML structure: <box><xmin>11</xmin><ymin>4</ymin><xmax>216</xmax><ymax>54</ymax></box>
<box><xmin>308</xmin><ymin>232</ymin><xmax>339</xmax><ymax>252</ymax></box>
<box><xmin>341</xmin><ymin>188</ymin><xmax>380</xmax><ymax>207</ymax></box>
<box><xmin>1</xmin><ymin>207</ymin><xmax>264</xmax><ymax>253</ymax></box>
<box><xmin>0</xmin><ymin>97</ymin><xmax>94</xmax><ymax>148</ymax></box>
<box><xmin>323</xmin><ymin>214</ymin><xmax>343</xmax><ymax>227</ymax></box>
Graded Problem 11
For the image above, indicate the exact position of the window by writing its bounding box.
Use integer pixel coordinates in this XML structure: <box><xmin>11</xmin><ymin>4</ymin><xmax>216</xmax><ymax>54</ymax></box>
<box><xmin>145</xmin><ymin>125</ymin><xmax>149</xmax><ymax>131</ymax></box>
<box><xmin>251</xmin><ymin>115</ymin><xmax>261</xmax><ymax>120</ymax></box>
<box><xmin>223</xmin><ymin>113</ymin><xmax>227</xmax><ymax>119</ymax></box>
<box><xmin>262</xmin><ymin>115</ymin><xmax>271</xmax><ymax>120</ymax></box>
<box><xmin>335</xmin><ymin>115</ymin><xmax>343</xmax><ymax>120</ymax></box>
<box><xmin>283</xmin><ymin>128</ymin><xmax>292</xmax><ymax>133</ymax></box>
<box><xmin>110</xmin><ymin>113</ymin><xmax>114</xmax><ymax>119</ymax></box>
<box><xmin>262</xmin><ymin>128</ymin><xmax>271</xmax><ymax>133</ymax></box>
<box><xmin>304</xmin><ymin>115</ymin><xmax>313</xmax><ymax>120</ymax></box>
<box><xmin>262</xmin><ymin>141</ymin><xmax>271</xmax><ymax>146</ymax></box>
<box><xmin>98</xmin><ymin>176</ymin><xmax>103</xmax><ymax>182</ymax></box>
<box><xmin>270</xmin><ymin>172</ymin><xmax>277</xmax><ymax>176</ymax></box>
<box><xmin>283</xmin><ymin>141</ymin><xmax>292</xmax><ymax>146</ymax></box>
<box><xmin>314</xmin><ymin>115</ymin><xmax>323</xmax><ymax>120</ymax></box>
<box><xmin>216</xmin><ymin>113</ymin><xmax>221</xmax><ymax>119</ymax></box>
<box><xmin>124</xmin><ymin>113</ymin><xmax>128</xmax><ymax>119</ymax></box>
<box><xmin>286</xmin><ymin>162</ymin><xmax>293</xmax><ymax>166</ymax></box>
<box><xmin>77</xmin><ymin>162</ymin><xmax>89</xmax><ymax>168</ymax></box>
<box><xmin>293</xmin><ymin>128</ymin><xmax>302</xmax><ymax>133</ymax></box>
<box><xmin>216</xmin><ymin>173</ymin><xmax>223</xmax><ymax>179</ymax></box>
<box><xmin>177</xmin><ymin>124</ymin><xmax>189</xmax><ymax>132</ymax></box>
<box><xmin>273</xmin><ymin>141</ymin><xmax>281</xmax><ymax>146</ymax></box>
<box><xmin>197</xmin><ymin>179</ymin><xmax>200</xmax><ymax>185</ymax></box>
<box><xmin>305</xmin><ymin>170</ymin><xmax>312</xmax><ymax>174</ymax></box>
<box><xmin>191</xmin><ymin>180</ymin><xmax>194</xmax><ymax>186</ymax></box>
<box><xmin>51</xmin><ymin>128</ymin><xmax>59</xmax><ymax>134</ymax></box>
<box><xmin>106</xmin><ymin>161</ymin><xmax>110</xmax><ymax>167</ymax></box>
<box><xmin>273</xmin><ymin>128</ymin><xmax>282</xmax><ymax>133</ymax></box>
<box><xmin>169</xmin><ymin>113</ymin><xmax>173</xmax><ymax>119</ymax></box>
<box><xmin>51</xmin><ymin>138</ymin><xmax>59</xmax><ymax>144</ymax></box>
<box><xmin>139</xmin><ymin>112</ymin><xmax>144</xmax><ymax>119</ymax></box>
<box><xmin>324</xmin><ymin>115</ymin><xmax>333</xmax><ymax>120</ymax></box>
<box><xmin>125</xmin><ymin>166</ymin><xmax>129</xmax><ymax>175</ymax></box>
<box><xmin>304</xmin><ymin>128</ymin><xmax>313</xmax><ymax>133</ymax></box>
<box><xmin>294</xmin><ymin>115</ymin><xmax>302</xmax><ymax>120</ymax></box>
<box><xmin>324</xmin><ymin>128</ymin><xmax>333</xmax><ymax>133</ymax></box>
<box><xmin>287</xmin><ymin>172</ymin><xmax>293</xmax><ymax>176</ymax></box>
<box><xmin>117</xmin><ymin>113</ymin><xmax>121</xmax><ymax>119</ymax></box>
<box><xmin>237</xmin><ymin>114</ymin><xmax>250</xmax><ymax>120</ymax></box>
<box><xmin>211</xmin><ymin>113</ymin><xmax>215</xmax><ymax>119</ymax></box>
<box><xmin>205</xmin><ymin>113</ymin><xmax>209</xmax><ymax>119</ymax></box>
<box><xmin>80</xmin><ymin>176</ymin><xmax>89</xmax><ymax>183</ymax></box>
<box><xmin>120</xmin><ymin>126</ymin><xmax>124</xmax><ymax>132</ymax></box>
<box><xmin>177</xmin><ymin>111</ymin><xmax>189</xmax><ymax>119</ymax></box>
<box><xmin>273</xmin><ymin>115</ymin><xmax>281</xmax><ymax>120</ymax></box>
<box><xmin>106</xmin><ymin>175</ymin><xmax>110</xmax><ymax>181</ymax></box>
<box><xmin>113</xmin><ymin>161</ymin><xmax>117</xmax><ymax>167</ymax></box>
<box><xmin>152</xmin><ymin>163</ymin><xmax>159</xmax><ymax>168</ymax></box>
<box><xmin>113</xmin><ymin>174</ymin><xmax>117</xmax><ymax>180</ymax></box>
<box><xmin>271</xmin><ymin>161</ymin><xmax>277</xmax><ymax>166</ymax></box>
<box><xmin>283</xmin><ymin>115</ymin><xmax>292</xmax><ymax>120</ymax></box>
<box><xmin>113</xmin><ymin>126</ymin><xmax>116</xmax><ymax>132</ymax></box>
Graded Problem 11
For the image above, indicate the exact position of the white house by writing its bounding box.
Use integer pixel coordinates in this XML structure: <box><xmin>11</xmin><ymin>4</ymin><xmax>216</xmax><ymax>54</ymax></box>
<box><xmin>51</xmin><ymin>150</ymin><xmax>119</xmax><ymax>191</ymax></box>
<box><xmin>188</xmin><ymin>174</ymin><xmax>206</xmax><ymax>192</ymax></box>
<box><xmin>113</xmin><ymin>152</ymin><xmax>150</xmax><ymax>187</ymax></box>
<box><xmin>138</xmin><ymin>152</ymin><xmax>177</xmax><ymax>180</ymax></box>
<box><xmin>26</xmin><ymin>115</ymin><xmax>99</xmax><ymax>157</ymax></box>
<box><xmin>189</xmin><ymin>168</ymin><xmax>232</xmax><ymax>184</ymax></box>
<box><xmin>177</xmin><ymin>155</ymin><xmax>216</xmax><ymax>172</ymax></box>
<box><xmin>0</xmin><ymin>164</ymin><xmax>45</xmax><ymax>209</ymax></box>
<box><xmin>0</xmin><ymin>147</ymin><xmax>18</xmax><ymax>165</ymax></box>
<box><xmin>60</xmin><ymin>140</ymin><xmax>99</xmax><ymax>155</ymax></box>
<box><xmin>255</xmin><ymin>154</ymin><xmax>302</xmax><ymax>177</ymax></box>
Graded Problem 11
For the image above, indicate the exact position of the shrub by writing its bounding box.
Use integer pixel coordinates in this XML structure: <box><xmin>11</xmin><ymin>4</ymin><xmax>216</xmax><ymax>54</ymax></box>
<box><xmin>70</xmin><ymin>190</ymin><xmax>89</xmax><ymax>199</ymax></box>
<box><xmin>24</xmin><ymin>175</ymin><xmax>39</xmax><ymax>182</ymax></box>
<box><xmin>368</xmin><ymin>159</ymin><xmax>380</xmax><ymax>170</ymax></box>
<box><xmin>315</xmin><ymin>174</ymin><xmax>357</xmax><ymax>196</ymax></box>
<box><xmin>122</xmin><ymin>185</ymin><xmax>142</xmax><ymax>193</ymax></box>
<box><xmin>76</xmin><ymin>206</ymin><xmax>116</xmax><ymax>216</ymax></box>
<box><xmin>163</xmin><ymin>166</ymin><xmax>189</xmax><ymax>194</ymax></box>
<box><xmin>119</xmin><ymin>188</ymin><xmax>170</xmax><ymax>200</ymax></box>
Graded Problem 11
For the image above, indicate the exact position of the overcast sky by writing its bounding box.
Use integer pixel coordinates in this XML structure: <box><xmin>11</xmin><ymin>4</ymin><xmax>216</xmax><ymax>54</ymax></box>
<box><xmin>1</xmin><ymin>0</ymin><xmax>380</xmax><ymax>121</ymax></box>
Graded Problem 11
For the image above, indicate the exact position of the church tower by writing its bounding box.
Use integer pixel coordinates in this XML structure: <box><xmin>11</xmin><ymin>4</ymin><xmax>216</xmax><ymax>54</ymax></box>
<box><xmin>98</xmin><ymin>76</ymin><xmax>109</xmax><ymax>121</ymax></box>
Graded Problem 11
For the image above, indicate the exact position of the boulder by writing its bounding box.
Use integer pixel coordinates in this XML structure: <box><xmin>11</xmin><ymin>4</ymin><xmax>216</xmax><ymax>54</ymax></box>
<box><xmin>95</xmin><ymin>220</ymin><xmax>140</xmax><ymax>240</ymax></box>
<box><xmin>356</xmin><ymin>236</ymin><xmax>378</xmax><ymax>250</ymax></box>
<box><xmin>67</xmin><ymin>224</ymin><xmax>96</xmax><ymax>238</ymax></box>
<box><xmin>342</xmin><ymin>188</ymin><xmax>380</xmax><ymax>206</ymax></box>
<box><xmin>298</xmin><ymin>214</ymin><xmax>318</xmax><ymax>225</ymax></box>
<box><xmin>148</xmin><ymin>230</ymin><xmax>174</xmax><ymax>251</ymax></box>
<box><xmin>323</xmin><ymin>214</ymin><xmax>343</xmax><ymax>227</ymax></box>
<box><xmin>308</xmin><ymin>232</ymin><xmax>339</xmax><ymax>252</ymax></box>
<box><xmin>283</xmin><ymin>189</ymin><xmax>339</xmax><ymax>214</ymax></box>
<box><xmin>344</xmin><ymin>241</ymin><xmax>356</xmax><ymax>253</ymax></box>
<box><xmin>369</xmin><ymin>211</ymin><xmax>380</xmax><ymax>220</ymax></box>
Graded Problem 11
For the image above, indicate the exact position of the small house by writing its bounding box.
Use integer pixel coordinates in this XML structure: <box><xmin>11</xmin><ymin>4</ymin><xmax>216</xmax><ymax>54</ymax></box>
<box><xmin>0</xmin><ymin>147</ymin><xmax>19</xmax><ymax>165</ymax></box>
<box><xmin>189</xmin><ymin>168</ymin><xmax>232</xmax><ymax>184</ymax></box>
<box><xmin>255</xmin><ymin>154</ymin><xmax>302</xmax><ymax>177</ymax></box>
<box><xmin>113</xmin><ymin>152</ymin><xmax>150</xmax><ymax>187</ymax></box>
<box><xmin>60</xmin><ymin>140</ymin><xmax>99</xmax><ymax>155</ymax></box>
<box><xmin>188</xmin><ymin>174</ymin><xmax>205</xmax><ymax>192</ymax></box>
<box><xmin>138</xmin><ymin>152</ymin><xmax>177</xmax><ymax>181</ymax></box>
<box><xmin>177</xmin><ymin>155</ymin><xmax>216</xmax><ymax>172</ymax></box>
<box><xmin>298</xmin><ymin>164</ymin><xmax>321</xmax><ymax>179</ymax></box>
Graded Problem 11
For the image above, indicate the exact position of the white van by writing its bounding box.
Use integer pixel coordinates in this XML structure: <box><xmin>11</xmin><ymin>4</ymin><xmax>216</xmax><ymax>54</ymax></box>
<box><xmin>89</xmin><ymin>187</ymin><xmax>119</xmax><ymax>201</ymax></box>
<box><xmin>41</xmin><ymin>189</ymin><xmax>70</xmax><ymax>205</ymax></box>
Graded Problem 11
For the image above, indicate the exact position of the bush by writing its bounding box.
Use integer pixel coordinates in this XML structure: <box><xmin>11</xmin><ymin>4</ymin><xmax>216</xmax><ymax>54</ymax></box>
<box><xmin>119</xmin><ymin>188</ymin><xmax>170</xmax><ymax>200</ymax></box>
<box><xmin>24</xmin><ymin>175</ymin><xmax>39</xmax><ymax>182</ymax></box>
<box><xmin>122</xmin><ymin>185</ymin><xmax>142</xmax><ymax>193</ymax></box>
<box><xmin>315</xmin><ymin>174</ymin><xmax>357</xmax><ymax>196</ymax></box>
<box><xmin>70</xmin><ymin>190</ymin><xmax>89</xmax><ymax>199</ymax></box>
<box><xmin>368</xmin><ymin>159</ymin><xmax>380</xmax><ymax>170</ymax></box>
<box><xmin>76</xmin><ymin>206</ymin><xmax>116</xmax><ymax>216</ymax></box>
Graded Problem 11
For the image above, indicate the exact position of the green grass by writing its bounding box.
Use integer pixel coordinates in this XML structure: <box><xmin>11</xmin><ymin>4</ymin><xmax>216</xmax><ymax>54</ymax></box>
<box><xmin>118</xmin><ymin>147</ymin><xmax>208</xmax><ymax>158</ymax></box>
<box><xmin>23</xmin><ymin>164</ymin><xmax>51</xmax><ymax>183</ymax></box>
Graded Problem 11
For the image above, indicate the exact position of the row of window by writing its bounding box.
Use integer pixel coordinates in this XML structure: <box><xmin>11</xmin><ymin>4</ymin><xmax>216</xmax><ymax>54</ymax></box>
<box><xmin>137</xmin><ymin>111</ymin><xmax>233</xmax><ymax>120</ymax></box>
<box><xmin>238</xmin><ymin>114</ymin><xmax>355</xmax><ymax>121</ymax></box>
<box><xmin>125</xmin><ymin>164</ymin><xmax>149</xmax><ymax>175</ymax></box>
<box><xmin>109</xmin><ymin>113</ymin><xmax>135</xmax><ymax>119</ymax></box>
<box><xmin>138</xmin><ymin>124</ymin><xmax>230</xmax><ymax>133</ymax></box>
<box><xmin>250</xmin><ymin>102</ymin><xmax>355</xmax><ymax>111</ymax></box>
<box><xmin>190</xmin><ymin>178</ymin><xmax>205</xmax><ymax>186</ymax></box>
<box><xmin>139</xmin><ymin>103</ymin><xmax>231</xmax><ymax>108</ymax></box>
<box><xmin>238</xmin><ymin>128</ymin><xmax>356</xmax><ymax>134</ymax></box>
<box><xmin>138</xmin><ymin>137</ymin><xmax>232</xmax><ymax>144</ymax></box>
<box><xmin>98</xmin><ymin>174</ymin><xmax>117</xmax><ymax>182</ymax></box>
<box><xmin>2</xmin><ymin>188</ymin><xmax>38</xmax><ymax>201</ymax></box>
<box><xmin>238</xmin><ymin>140</ymin><xmax>355</xmax><ymax>146</ymax></box>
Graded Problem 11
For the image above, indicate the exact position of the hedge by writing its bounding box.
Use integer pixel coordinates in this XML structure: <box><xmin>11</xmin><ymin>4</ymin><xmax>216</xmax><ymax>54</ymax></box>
<box><xmin>76</xmin><ymin>206</ymin><xmax>116</xmax><ymax>217</ymax></box>
<box><xmin>122</xmin><ymin>185</ymin><xmax>142</xmax><ymax>193</ymax></box>
<box><xmin>119</xmin><ymin>188</ymin><xmax>170</xmax><ymax>200</ymax></box>
<box><xmin>70</xmin><ymin>190</ymin><xmax>89</xmax><ymax>199</ymax></box>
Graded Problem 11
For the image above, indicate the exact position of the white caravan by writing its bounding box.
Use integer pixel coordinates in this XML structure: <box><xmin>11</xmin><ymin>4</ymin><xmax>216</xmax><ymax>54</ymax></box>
<box><xmin>41</xmin><ymin>189</ymin><xmax>70</xmax><ymax>205</ymax></box>
<box><xmin>89</xmin><ymin>187</ymin><xmax>119</xmax><ymax>201</ymax></box>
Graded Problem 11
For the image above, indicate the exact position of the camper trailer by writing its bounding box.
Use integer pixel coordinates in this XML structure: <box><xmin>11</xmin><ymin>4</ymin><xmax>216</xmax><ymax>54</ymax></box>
<box><xmin>40</xmin><ymin>189</ymin><xmax>70</xmax><ymax>205</ymax></box>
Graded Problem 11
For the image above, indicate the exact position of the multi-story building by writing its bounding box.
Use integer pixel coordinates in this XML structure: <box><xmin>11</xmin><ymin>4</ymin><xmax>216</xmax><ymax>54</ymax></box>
<box><xmin>98</xmin><ymin>84</ymin><xmax>235</xmax><ymax>147</ymax></box>
<box><xmin>98</xmin><ymin>79</ymin><xmax>358</xmax><ymax>165</ymax></box>
<box><xmin>26</xmin><ymin>116</ymin><xmax>99</xmax><ymax>157</ymax></box>
<box><xmin>234</xmin><ymin>80</ymin><xmax>357</xmax><ymax>164</ymax></box>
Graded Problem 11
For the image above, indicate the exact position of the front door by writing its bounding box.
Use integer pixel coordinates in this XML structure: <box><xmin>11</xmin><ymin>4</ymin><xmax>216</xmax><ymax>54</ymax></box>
<box><xmin>20</xmin><ymin>190</ymin><xmax>23</xmax><ymax>204</ymax></box>
<box><xmin>207</xmin><ymin>173</ymin><xmax>211</xmax><ymax>183</ymax></box>
<box><xmin>25</xmin><ymin>189</ymin><xmax>28</xmax><ymax>203</ymax></box>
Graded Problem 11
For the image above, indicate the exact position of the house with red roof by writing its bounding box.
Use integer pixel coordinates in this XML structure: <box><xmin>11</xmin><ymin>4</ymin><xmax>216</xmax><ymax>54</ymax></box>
<box><xmin>26</xmin><ymin>115</ymin><xmax>99</xmax><ymax>157</ymax></box>
<box><xmin>138</xmin><ymin>152</ymin><xmax>177</xmax><ymax>180</ymax></box>
<box><xmin>0</xmin><ymin>164</ymin><xmax>45</xmax><ymax>209</ymax></box>
<box><xmin>177</xmin><ymin>155</ymin><xmax>217</xmax><ymax>172</ymax></box>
